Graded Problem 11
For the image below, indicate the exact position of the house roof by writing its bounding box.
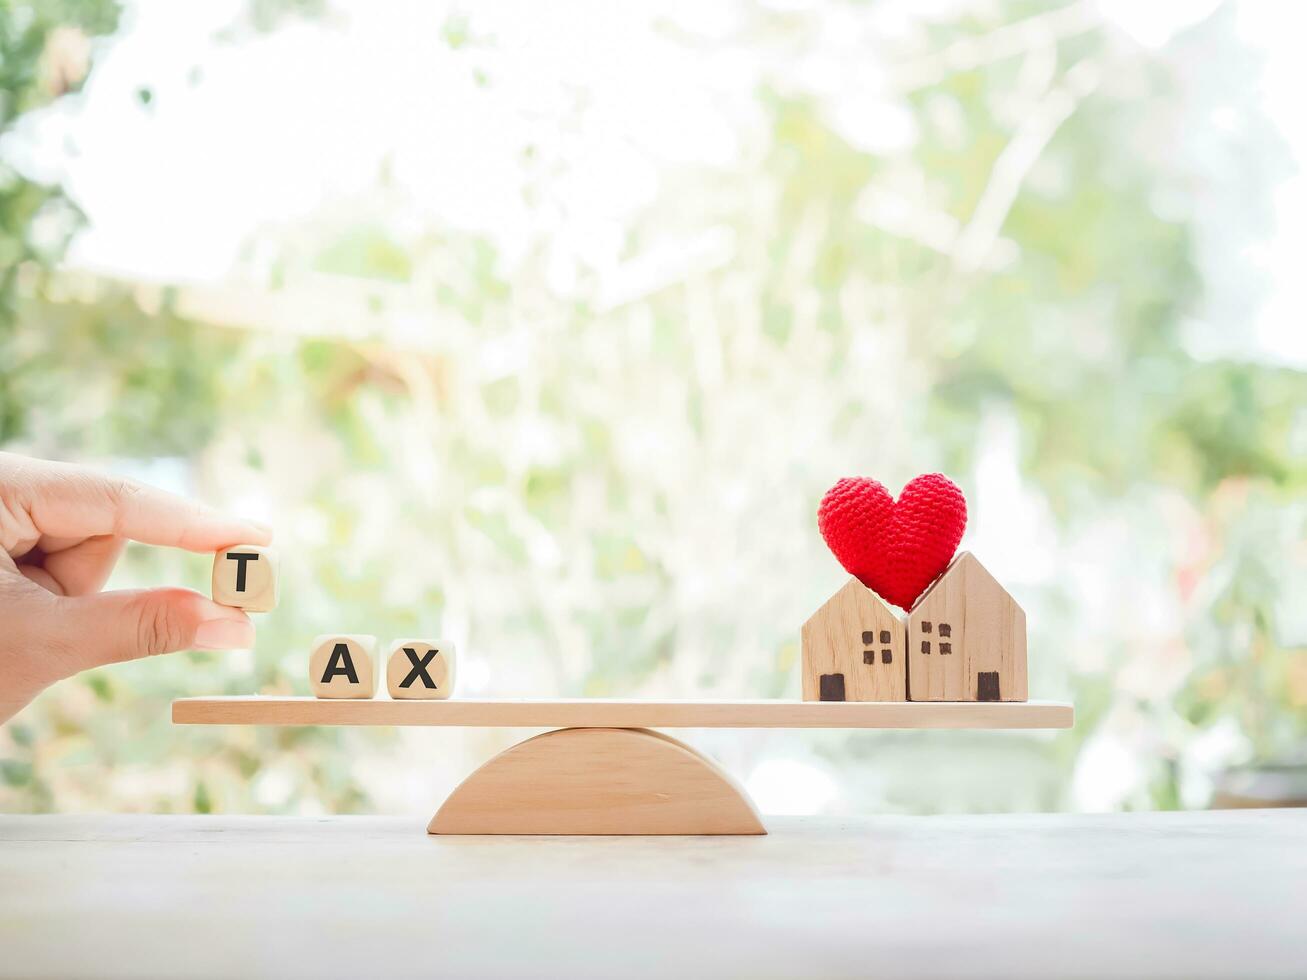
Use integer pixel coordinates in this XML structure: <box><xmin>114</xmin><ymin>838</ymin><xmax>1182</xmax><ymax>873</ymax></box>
<box><xmin>908</xmin><ymin>552</ymin><xmax>1012</xmax><ymax>614</ymax></box>
<box><xmin>805</xmin><ymin>576</ymin><xmax>904</xmax><ymax>629</ymax></box>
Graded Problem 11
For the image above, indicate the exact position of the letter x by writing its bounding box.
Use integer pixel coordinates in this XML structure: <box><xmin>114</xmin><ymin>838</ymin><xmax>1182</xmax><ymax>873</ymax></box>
<box><xmin>399</xmin><ymin>648</ymin><xmax>439</xmax><ymax>689</ymax></box>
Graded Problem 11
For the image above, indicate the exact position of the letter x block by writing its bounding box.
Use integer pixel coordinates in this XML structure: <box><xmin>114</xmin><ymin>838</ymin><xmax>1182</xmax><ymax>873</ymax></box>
<box><xmin>309</xmin><ymin>634</ymin><xmax>378</xmax><ymax>699</ymax></box>
<box><xmin>386</xmin><ymin>639</ymin><xmax>456</xmax><ymax>700</ymax></box>
<box><xmin>212</xmin><ymin>545</ymin><xmax>279</xmax><ymax>612</ymax></box>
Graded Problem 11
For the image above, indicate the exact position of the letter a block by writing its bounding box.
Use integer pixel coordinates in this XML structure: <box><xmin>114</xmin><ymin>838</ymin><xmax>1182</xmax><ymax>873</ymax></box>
<box><xmin>386</xmin><ymin>639</ymin><xmax>456</xmax><ymax>700</ymax></box>
<box><xmin>310</xmin><ymin>634</ymin><xmax>378</xmax><ymax>699</ymax></box>
<box><xmin>212</xmin><ymin>545</ymin><xmax>279</xmax><ymax>612</ymax></box>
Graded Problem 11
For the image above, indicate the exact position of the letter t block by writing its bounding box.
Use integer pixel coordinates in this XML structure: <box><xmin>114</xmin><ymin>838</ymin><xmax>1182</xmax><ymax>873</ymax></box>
<box><xmin>212</xmin><ymin>545</ymin><xmax>279</xmax><ymax>612</ymax></box>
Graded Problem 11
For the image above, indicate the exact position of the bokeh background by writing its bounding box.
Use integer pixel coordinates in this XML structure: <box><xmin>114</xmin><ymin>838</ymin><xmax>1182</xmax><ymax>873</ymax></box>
<box><xmin>1</xmin><ymin>0</ymin><xmax>1304</xmax><ymax>818</ymax></box>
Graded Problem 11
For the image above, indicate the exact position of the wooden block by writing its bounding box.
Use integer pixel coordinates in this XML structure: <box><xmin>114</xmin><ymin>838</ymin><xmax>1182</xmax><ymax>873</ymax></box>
<box><xmin>801</xmin><ymin>577</ymin><xmax>906</xmax><ymax>701</ymax></box>
<box><xmin>211</xmin><ymin>545</ymin><xmax>279</xmax><ymax>612</ymax></box>
<box><xmin>906</xmin><ymin>552</ymin><xmax>1027</xmax><ymax>702</ymax></box>
<box><xmin>173</xmin><ymin>697</ymin><xmax>1075</xmax><ymax>729</ymax></box>
<box><xmin>428</xmin><ymin>727</ymin><xmax>766</xmax><ymax>835</ymax></box>
<box><xmin>309</xmin><ymin>635</ymin><xmax>378</xmax><ymax>699</ymax></box>
<box><xmin>386</xmin><ymin>640</ymin><xmax>456</xmax><ymax>700</ymax></box>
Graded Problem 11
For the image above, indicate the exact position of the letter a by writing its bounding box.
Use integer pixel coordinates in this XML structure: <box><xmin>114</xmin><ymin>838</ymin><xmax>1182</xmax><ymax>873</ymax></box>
<box><xmin>321</xmin><ymin>643</ymin><xmax>359</xmax><ymax>684</ymax></box>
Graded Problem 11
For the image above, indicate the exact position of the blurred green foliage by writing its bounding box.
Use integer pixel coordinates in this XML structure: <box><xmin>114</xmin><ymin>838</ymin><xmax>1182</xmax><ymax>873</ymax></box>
<box><xmin>0</xmin><ymin>0</ymin><xmax>1304</xmax><ymax>818</ymax></box>
<box><xmin>1</xmin><ymin>0</ymin><xmax>119</xmax><ymax>436</ymax></box>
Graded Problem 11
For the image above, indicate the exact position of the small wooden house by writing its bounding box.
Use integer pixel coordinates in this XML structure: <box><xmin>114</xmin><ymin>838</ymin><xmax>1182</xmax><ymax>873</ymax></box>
<box><xmin>906</xmin><ymin>552</ymin><xmax>1027</xmax><ymax>702</ymax></box>
<box><xmin>802</xmin><ymin>578</ymin><xmax>907</xmax><ymax>701</ymax></box>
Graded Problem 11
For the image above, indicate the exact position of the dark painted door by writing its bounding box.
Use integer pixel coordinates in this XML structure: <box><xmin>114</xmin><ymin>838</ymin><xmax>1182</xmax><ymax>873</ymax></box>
<box><xmin>819</xmin><ymin>673</ymin><xmax>846</xmax><ymax>701</ymax></box>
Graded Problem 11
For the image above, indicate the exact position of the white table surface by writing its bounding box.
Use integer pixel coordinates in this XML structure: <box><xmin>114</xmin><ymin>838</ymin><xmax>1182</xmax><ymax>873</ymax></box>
<box><xmin>1</xmin><ymin>809</ymin><xmax>1304</xmax><ymax>979</ymax></box>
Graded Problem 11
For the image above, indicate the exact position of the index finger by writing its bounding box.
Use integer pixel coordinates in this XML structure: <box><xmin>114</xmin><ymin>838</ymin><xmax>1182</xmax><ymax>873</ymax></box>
<box><xmin>13</xmin><ymin>456</ymin><xmax>273</xmax><ymax>553</ymax></box>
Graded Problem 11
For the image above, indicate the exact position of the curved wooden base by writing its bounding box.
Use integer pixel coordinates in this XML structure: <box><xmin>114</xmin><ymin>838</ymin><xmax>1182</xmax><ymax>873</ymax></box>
<box><xmin>428</xmin><ymin>727</ymin><xmax>766</xmax><ymax>836</ymax></box>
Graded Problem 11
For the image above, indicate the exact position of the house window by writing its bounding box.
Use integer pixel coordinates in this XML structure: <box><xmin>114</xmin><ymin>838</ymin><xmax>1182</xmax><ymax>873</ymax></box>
<box><xmin>862</xmin><ymin>631</ymin><xmax>875</xmax><ymax>644</ymax></box>
<box><xmin>922</xmin><ymin>621</ymin><xmax>932</xmax><ymax>633</ymax></box>
<box><xmin>879</xmin><ymin>630</ymin><xmax>891</xmax><ymax>644</ymax></box>
<box><xmin>863</xmin><ymin>650</ymin><xmax>876</xmax><ymax>665</ymax></box>
<box><xmin>881</xmin><ymin>649</ymin><xmax>892</xmax><ymax>664</ymax></box>
<box><xmin>921</xmin><ymin>640</ymin><xmax>931</xmax><ymax>654</ymax></box>
<box><xmin>940</xmin><ymin>642</ymin><xmax>952</xmax><ymax>655</ymax></box>
<box><xmin>939</xmin><ymin>623</ymin><xmax>952</xmax><ymax>638</ymax></box>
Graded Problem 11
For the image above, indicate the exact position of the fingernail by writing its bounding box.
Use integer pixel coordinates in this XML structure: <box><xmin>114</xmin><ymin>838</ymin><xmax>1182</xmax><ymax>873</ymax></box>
<box><xmin>195</xmin><ymin>618</ymin><xmax>256</xmax><ymax>650</ymax></box>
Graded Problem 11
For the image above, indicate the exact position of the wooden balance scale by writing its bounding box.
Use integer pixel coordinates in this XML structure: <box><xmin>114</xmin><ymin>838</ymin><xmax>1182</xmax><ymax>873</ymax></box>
<box><xmin>172</xmin><ymin>697</ymin><xmax>1074</xmax><ymax>836</ymax></box>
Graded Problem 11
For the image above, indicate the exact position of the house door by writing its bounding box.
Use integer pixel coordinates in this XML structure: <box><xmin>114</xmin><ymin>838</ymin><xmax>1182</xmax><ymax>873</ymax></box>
<box><xmin>976</xmin><ymin>672</ymin><xmax>1001</xmax><ymax>701</ymax></box>
<box><xmin>819</xmin><ymin>673</ymin><xmax>846</xmax><ymax>701</ymax></box>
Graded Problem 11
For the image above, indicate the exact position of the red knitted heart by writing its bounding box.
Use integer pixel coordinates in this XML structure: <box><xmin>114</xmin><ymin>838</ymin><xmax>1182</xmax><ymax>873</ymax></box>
<box><xmin>817</xmin><ymin>474</ymin><xmax>967</xmax><ymax>610</ymax></box>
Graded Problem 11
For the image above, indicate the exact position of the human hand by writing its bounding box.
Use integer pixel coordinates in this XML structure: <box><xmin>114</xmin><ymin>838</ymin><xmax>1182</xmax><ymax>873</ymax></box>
<box><xmin>0</xmin><ymin>452</ymin><xmax>271</xmax><ymax>723</ymax></box>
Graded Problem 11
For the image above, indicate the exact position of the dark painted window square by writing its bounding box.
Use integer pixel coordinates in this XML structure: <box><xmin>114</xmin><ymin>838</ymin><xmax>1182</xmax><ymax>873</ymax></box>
<box><xmin>881</xmin><ymin>649</ymin><xmax>892</xmax><ymax>664</ymax></box>
<box><xmin>922</xmin><ymin>621</ymin><xmax>932</xmax><ymax>633</ymax></box>
<box><xmin>863</xmin><ymin>651</ymin><xmax>876</xmax><ymax>665</ymax></box>
<box><xmin>879</xmin><ymin>630</ymin><xmax>891</xmax><ymax>644</ymax></box>
<box><xmin>862</xmin><ymin>631</ymin><xmax>875</xmax><ymax>644</ymax></box>
<box><xmin>921</xmin><ymin>640</ymin><xmax>931</xmax><ymax>654</ymax></box>
<box><xmin>940</xmin><ymin>642</ymin><xmax>952</xmax><ymax>654</ymax></box>
<box><xmin>939</xmin><ymin>623</ymin><xmax>952</xmax><ymax>638</ymax></box>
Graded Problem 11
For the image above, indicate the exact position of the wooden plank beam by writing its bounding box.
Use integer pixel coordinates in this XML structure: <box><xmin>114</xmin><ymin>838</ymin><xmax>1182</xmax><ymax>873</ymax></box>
<box><xmin>172</xmin><ymin>696</ymin><xmax>1073</xmax><ymax>729</ymax></box>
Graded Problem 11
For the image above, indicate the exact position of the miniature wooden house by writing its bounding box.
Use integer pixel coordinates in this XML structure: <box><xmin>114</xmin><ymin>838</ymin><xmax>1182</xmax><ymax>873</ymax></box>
<box><xmin>802</xmin><ymin>578</ymin><xmax>907</xmax><ymax>701</ymax></box>
<box><xmin>906</xmin><ymin>552</ymin><xmax>1026</xmax><ymax>702</ymax></box>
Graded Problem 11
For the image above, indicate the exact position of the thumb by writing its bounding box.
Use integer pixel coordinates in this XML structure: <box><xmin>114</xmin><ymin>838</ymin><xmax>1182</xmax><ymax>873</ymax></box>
<box><xmin>59</xmin><ymin>588</ymin><xmax>255</xmax><ymax>669</ymax></box>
